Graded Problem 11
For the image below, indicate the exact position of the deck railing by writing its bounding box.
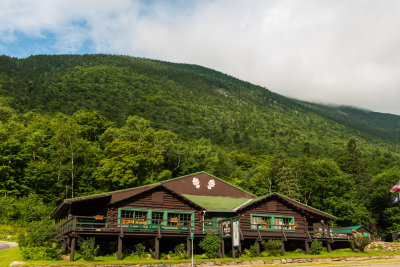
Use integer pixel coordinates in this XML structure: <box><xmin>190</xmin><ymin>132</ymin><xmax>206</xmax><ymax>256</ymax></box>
<box><xmin>56</xmin><ymin>215</ymin><xmax>354</xmax><ymax>241</ymax></box>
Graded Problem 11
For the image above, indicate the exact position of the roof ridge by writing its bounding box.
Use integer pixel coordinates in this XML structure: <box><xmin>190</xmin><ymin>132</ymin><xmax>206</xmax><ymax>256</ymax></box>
<box><xmin>62</xmin><ymin>171</ymin><xmax>255</xmax><ymax>203</ymax></box>
<box><xmin>63</xmin><ymin>182</ymin><xmax>160</xmax><ymax>202</ymax></box>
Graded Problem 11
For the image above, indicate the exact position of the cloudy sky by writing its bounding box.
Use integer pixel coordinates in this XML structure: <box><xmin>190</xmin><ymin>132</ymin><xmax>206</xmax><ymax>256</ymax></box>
<box><xmin>1</xmin><ymin>0</ymin><xmax>400</xmax><ymax>115</ymax></box>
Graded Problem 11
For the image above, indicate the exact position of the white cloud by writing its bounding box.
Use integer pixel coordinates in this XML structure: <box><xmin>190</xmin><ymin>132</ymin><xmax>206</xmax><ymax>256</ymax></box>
<box><xmin>1</xmin><ymin>0</ymin><xmax>400</xmax><ymax>115</ymax></box>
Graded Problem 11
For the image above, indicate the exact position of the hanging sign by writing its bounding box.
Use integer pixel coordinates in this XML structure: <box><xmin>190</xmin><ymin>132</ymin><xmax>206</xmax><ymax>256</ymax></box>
<box><xmin>232</xmin><ymin>219</ymin><xmax>240</xmax><ymax>247</ymax></box>
<box><xmin>221</xmin><ymin>219</ymin><xmax>232</xmax><ymax>238</ymax></box>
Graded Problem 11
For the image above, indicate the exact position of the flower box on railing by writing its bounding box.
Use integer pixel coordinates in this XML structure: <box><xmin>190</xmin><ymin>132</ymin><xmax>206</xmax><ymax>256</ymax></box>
<box><xmin>94</xmin><ymin>215</ymin><xmax>104</xmax><ymax>220</ymax></box>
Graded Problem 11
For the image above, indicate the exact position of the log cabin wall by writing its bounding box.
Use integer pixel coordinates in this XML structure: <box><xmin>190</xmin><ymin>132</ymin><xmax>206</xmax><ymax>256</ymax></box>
<box><xmin>107</xmin><ymin>187</ymin><xmax>202</xmax><ymax>228</ymax></box>
<box><xmin>238</xmin><ymin>196</ymin><xmax>307</xmax><ymax>232</ymax></box>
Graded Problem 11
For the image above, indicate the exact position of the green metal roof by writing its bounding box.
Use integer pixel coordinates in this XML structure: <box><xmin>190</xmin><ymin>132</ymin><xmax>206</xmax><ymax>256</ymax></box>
<box><xmin>182</xmin><ymin>194</ymin><xmax>252</xmax><ymax>211</ymax></box>
<box><xmin>332</xmin><ymin>225</ymin><xmax>364</xmax><ymax>233</ymax></box>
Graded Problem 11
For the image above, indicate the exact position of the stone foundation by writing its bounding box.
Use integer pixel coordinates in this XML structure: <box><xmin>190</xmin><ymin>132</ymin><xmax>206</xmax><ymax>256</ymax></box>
<box><xmin>30</xmin><ymin>254</ymin><xmax>400</xmax><ymax>267</ymax></box>
<box><xmin>366</xmin><ymin>241</ymin><xmax>400</xmax><ymax>251</ymax></box>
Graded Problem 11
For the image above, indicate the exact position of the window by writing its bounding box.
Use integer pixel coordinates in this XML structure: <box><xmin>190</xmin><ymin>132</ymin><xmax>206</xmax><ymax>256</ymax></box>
<box><xmin>251</xmin><ymin>214</ymin><xmax>294</xmax><ymax>230</ymax></box>
<box><xmin>120</xmin><ymin>209</ymin><xmax>147</xmax><ymax>225</ymax></box>
<box><xmin>167</xmin><ymin>212</ymin><xmax>192</xmax><ymax>226</ymax></box>
<box><xmin>118</xmin><ymin>208</ymin><xmax>194</xmax><ymax>229</ymax></box>
<box><xmin>251</xmin><ymin>215</ymin><xmax>272</xmax><ymax>229</ymax></box>
<box><xmin>151</xmin><ymin>212</ymin><xmax>164</xmax><ymax>225</ymax></box>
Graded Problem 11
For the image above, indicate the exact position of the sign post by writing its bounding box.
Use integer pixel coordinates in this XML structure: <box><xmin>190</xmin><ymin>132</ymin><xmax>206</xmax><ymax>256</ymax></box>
<box><xmin>232</xmin><ymin>219</ymin><xmax>240</xmax><ymax>248</ymax></box>
<box><xmin>220</xmin><ymin>219</ymin><xmax>232</xmax><ymax>239</ymax></box>
<box><xmin>190</xmin><ymin>232</ymin><xmax>194</xmax><ymax>267</ymax></box>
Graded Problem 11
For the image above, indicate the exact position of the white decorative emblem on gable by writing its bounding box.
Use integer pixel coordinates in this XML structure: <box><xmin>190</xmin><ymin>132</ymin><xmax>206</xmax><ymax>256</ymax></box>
<box><xmin>192</xmin><ymin>177</ymin><xmax>200</xmax><ymax>189</ymax></box>
<box><xmin>207</xmin><ymin>179</ymin><xmax>215</xmax><ymax>190</ymax></box>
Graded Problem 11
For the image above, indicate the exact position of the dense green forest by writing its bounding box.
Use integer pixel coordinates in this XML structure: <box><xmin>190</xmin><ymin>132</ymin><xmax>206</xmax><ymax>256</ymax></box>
<box><xmin>0</xmin><ymin>54</ymin><xmax>400</xmax><ymax>238</ymax></box>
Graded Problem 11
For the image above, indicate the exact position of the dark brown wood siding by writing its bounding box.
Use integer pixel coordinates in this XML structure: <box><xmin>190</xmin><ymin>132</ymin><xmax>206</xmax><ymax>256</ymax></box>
<box><xmin>107</xmin><ymin>187</ymin><xmax>202</xmax><ymax>227</ymax></box>
<box><xmin>238</xmin><ymin>197</ymin><xmax>308</xmax><ymax>232</ymax></box>
<box><xmin>163</xmin><ymin>172</ymin><xmax>254</xmax><ymax>199</ymax></box>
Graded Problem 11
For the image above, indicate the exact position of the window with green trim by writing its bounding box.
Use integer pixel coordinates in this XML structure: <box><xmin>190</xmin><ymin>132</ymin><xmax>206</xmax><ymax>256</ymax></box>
<box><xmin>167</xmin><ymin>212</ymin><xmax>191</xmax><ymax>226</ymax></box>
<box><xmin>120</xmin><ymin>209</ymin><xmax>147</xmax><ymax>225</ymax></box>
<box><xmin>118</xmin><ymin>208</ymin><xmax>194</xmax><ymax>229</ymax></box>
<box><xmin>151</xmin><ymin>212</ymin><xmax>164</xmax><ymax>225</ymax></box>
<box><xmin>251</xmin><ymin>214</ymin><xmax>295</xmax><ymax>230</ymax></box>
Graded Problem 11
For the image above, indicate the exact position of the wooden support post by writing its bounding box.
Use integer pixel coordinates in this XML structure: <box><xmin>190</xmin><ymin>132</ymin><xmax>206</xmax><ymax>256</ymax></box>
<box><xmin>221</xmin><ymin>239</ymin><xmax>225</xmax><ymax>258</ymax></box>
<box><xmin>66</xmin><ymin>236</ymin><xmax>70</xmax><ymax>251</ymax></box>
<box><xmin>61</xmin><ymin>239</ymin><xmax>67</xmax><ymax>254</ymax></box>
<box><xmin>187</xmin><ymin>237</ymin><xmax>191</xmax><ymax>258</ymax></box>
<box><xmin>69</xmin><ymin>236</ymin><xmax>76</xmax><ymax>262</ymax></box>
<box><xmin>256</xmin><ymin>240</ymin><xmax>260</xmax><ymax>256</ymax></box>
<box><xmin>155</xmin><ymin>236</ymin><xmax>160</xmax><ymax>260</ymax></box>
<box><xmin>327</xmin><ymin>242</ymin><xmax>332</xmax><ymax>253</ymax></box>
<box><xmin>117</xmin><ymin>235</ymin><xmax>123</xmax><ymax>260</ymax></box>
<box><xmin>232</xmin><ymin>241</ymin><xmax>235</xmax><ymax>258</ymax></box>
<box><xmin>280</xmin><ymin>240</ymin><xmax>285</xmax><ymax>256</ymax></box>
<box><xmin>304</xmin><ymin>240</ymin><xmax>310</xmax><ymax>254</ymax></box>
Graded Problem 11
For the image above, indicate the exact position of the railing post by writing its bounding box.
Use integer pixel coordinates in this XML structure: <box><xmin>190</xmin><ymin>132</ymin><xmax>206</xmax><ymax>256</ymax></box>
<box><xmin>157</xmin><ymin>220</ymin><xmax>161</xmax><ymax>238</ymax></box>
<box><xmin>72</xmin><ymin>216</ymin><xmax>77</xmax><ymax>232</ymax></box>
<box><xmin>281</xmin><ymin>227</ymin><xmax>287</xmax><ymax>241</ymax></box>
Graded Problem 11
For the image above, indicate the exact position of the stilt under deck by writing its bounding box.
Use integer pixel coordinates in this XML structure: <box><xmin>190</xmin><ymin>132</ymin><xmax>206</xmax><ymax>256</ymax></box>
<box><xmin>57</xmin><ymin>215</ymin><xmax>353</xmax><ymax>261</ymax></box>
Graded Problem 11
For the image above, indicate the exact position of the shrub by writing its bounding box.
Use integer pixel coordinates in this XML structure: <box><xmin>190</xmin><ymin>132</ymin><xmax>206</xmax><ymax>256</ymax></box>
<box><xmin>18</xmin><ymin>219</ymin><xmax>57</xmax><ymax>248</ymax></box>
<box><xmin>293</xmin><ymin>248</ymin><xmax>303</xmax><ymax>254</ymax></box>
<box><xmin>310</xmin><ymin>239</ymin><xmax>323</xmax><ymax>255</ymax></box>
<box><xmin>174</xmin><ymin>243</ymin><xmax>187</xmax><ymax>259</ymax></box>
<box><xmin>21</xmin><ymin>246</ymin><xmax>61</xmax><ymax>260</ymax></box>
<box><xmin>134</xmin><ymin>243</ymin><xmax>147</xmax><ymax>260</ymax></box>
<box><xmin>261</xmin><ymin>239</ymin><xmax>281</xmax><ymax>256</ymax></box>
<box><xmin>248</xmin><ymin>242</ymin><xmax>258</xmax><ymax>257</ymax></box>
<box><xmin>353</xmin><ymin>234</ymin><xmax>371</xmax><ymax>252</ymax></box>
<box><xmin>79</xmin><ymin>237</ymin><xmax>99</xmax><ymax>261</ymax></box>
<box><xmin>199</xmin><ymin>233</ymin><xmax>221</xmax><ymax>259</ymax></box>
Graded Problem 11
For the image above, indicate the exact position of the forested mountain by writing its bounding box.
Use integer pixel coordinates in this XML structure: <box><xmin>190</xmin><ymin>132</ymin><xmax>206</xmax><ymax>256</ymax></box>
<box><xmin>298</xmin><ymin>101</ymin><xmax>400</xmax><ymax>144</ymax></box>
<box><xmin>0</xmin><ymin>54</ymin><xmax>400</xmax><ymax>238</ymax></box>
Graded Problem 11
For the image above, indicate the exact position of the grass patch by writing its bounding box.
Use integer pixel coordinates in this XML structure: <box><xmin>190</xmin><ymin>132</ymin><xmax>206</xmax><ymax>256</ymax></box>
<box><xmin>0</xmin><ymin>246</ymin><xmax>24</xmax><ymax>266</ymax></box>
<box><xmin>2</xmin><ymin>248</ymin><xmax>400</xmax><ymax>266</ymax></box>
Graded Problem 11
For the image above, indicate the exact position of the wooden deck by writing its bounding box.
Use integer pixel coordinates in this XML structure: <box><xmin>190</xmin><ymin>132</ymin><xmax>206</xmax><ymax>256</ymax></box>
<box><xmin>56</xmin><ymin>215</ymin><xmax>354</xmax><ymax>262</ymax></box>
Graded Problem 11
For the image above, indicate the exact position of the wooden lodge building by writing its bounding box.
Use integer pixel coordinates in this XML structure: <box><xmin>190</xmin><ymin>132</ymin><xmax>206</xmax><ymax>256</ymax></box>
<box><xmin>52</xmin><ymin>172</ymin><xmax>354</xmax><ymax>261</ymax></box>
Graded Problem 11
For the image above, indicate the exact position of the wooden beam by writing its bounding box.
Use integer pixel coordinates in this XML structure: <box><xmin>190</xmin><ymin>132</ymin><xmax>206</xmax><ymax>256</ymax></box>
<box><xmin>257</xmin><ymin>225</ymin><xmax>262</xmax><ymax>241</ymax></box>
<box><xmin>304</xmin><ymin>240</ymin><xmax>309</xmax><ymax>254</ymax></box>
<box><xmin>61</xmin><ymin>239</ymin><xmax>67</xmax><ymax>254</ymax></box>
<box><xmin>187</xmin><ymin>237</ymin><xmax>191</xmax><ymax>258</ymax></box>
<box><xmin>280</xmin><ymin>240</ymin><xmax>285</xmax><ymax>256</ymax></box>
<box><xmin>232</xmin><ymin>240</ymin><xmax>235</xmax><ymax>258</ymax></box>
<box><xmin>76</xmin><ymin>234</ymin><xmax>85</xmax><ymax>242</ymax></box>
<box><xmin>70</xmin><ymin>236</ymin><xmax>76</xmax><ymax>262</ymax></box>
<box><xmin>256</xmin><ymin>240</ymin><xmax>260</xmax><ymax>257</ymax></box>
<box><xmin>221</xmin><ymin>238</ymin><xmax>225</xmax><ymax>258</ymax></box>
<box><xmin>327</xmin><ymin>242</ymin><xmax>332</xmax><ymax>253</ymax></box>
<box><xmin>240</xmin><ymin>230</ymin><xmax>244</xmax><ymax>241</ymax></box>
<box><xmin>117</xmin><ymin>235</ymin><xmax>123</xmax><ymax>260</ymax></box>
<box><xmin>155</xmin><ymin>236</ymin><xmax>160</xmax><ymax>260</ymax></box>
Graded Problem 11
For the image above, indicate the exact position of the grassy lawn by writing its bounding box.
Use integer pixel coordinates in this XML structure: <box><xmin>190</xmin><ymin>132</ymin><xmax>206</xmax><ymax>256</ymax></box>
<box><xmin>0</xmin><ymin>247</ymin><xmax>24</xmax><ymax>267</ymax></box>
<box><xmin>1</xmin><ymin>247</ymin><xmax>400</xmax><ymax>266</ymax></box>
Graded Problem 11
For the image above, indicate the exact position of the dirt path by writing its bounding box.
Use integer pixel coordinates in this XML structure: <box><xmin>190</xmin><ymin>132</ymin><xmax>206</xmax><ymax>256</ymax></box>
<box><xmin>0</xmin><ymin>241</ymin><xmax>18</xmax><ymax>251</ymax></box>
